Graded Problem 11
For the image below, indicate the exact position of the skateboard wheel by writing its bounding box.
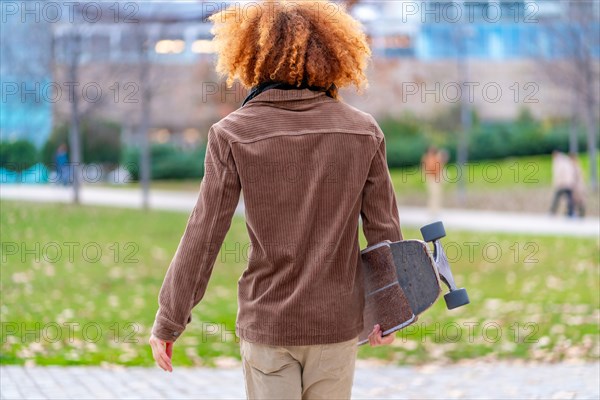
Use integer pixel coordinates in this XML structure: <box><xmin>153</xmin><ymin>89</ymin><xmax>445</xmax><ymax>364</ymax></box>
<box><xmin>420</xmin><ymin>221</ymin><xmax>446</xmax><ymax>243</ymax></box>
<box><xmin>444</xmin><ymin>288</ymin><xmax>470</xmax><ymax>310</ymax></box>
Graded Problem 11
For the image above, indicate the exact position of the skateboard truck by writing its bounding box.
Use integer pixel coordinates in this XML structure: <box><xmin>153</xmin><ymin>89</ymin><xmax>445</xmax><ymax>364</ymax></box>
<box><xmin>420</xmin><ymin>221</ymin><xmax>470</xmax><ymax>310</ymax></box>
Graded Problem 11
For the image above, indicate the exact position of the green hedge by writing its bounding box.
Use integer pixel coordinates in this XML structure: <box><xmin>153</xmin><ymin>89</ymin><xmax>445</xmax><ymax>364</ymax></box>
<box><xmin>0</xmin><ymin>140</ymin><xmax>39</xmax><ymax>171</ymax></box>
<box><xmin>42</xmin><ymin>119</ymin><xmax>121</xmax><ymax>167</ymax></box>
<box><xmin>465</xmin><ymin>110</ymin><xmax>588</xmax><ymax>161</ymax></box>
<box><xmin>122</xmin><ymin>143</ymin><xmax>206</xmax><ymax>181</ymax></box>
<box><xmin>7</xmin><ymin>107</ymin><xmax>594</xmax><ymax>180</ymax></box>
<box><xmin>381</xmin><ymin>108</ymin><xmax>593</xmax><ymax>168</ymax></box>
<box><xmin>380</xmin><ymin>115</ymin><xmax>430</xmax><ymax>168</ymax></box>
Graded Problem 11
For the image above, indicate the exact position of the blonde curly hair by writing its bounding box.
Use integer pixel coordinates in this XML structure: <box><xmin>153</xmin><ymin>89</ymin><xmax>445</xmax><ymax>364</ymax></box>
<box><xmin>208</xmin><ymin>0</ymin><xmax>371</xmax><ymax>99</ymax></box>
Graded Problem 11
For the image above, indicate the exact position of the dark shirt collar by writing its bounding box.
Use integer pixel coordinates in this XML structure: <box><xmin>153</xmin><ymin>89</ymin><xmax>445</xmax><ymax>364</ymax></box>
<box><xmin>242</xmin><ymin>81</ymin><xmax>336</xmax><ymax>107</ymax></box>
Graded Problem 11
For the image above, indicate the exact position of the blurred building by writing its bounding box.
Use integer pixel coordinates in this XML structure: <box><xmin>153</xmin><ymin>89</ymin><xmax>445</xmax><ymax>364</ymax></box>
<box><xmin>0</xmin><ymin>17</ymin><xmax>53</xmax><ymax>147</ymax></box>
<box><xmin>354</xmin><ymin>0</ymin><xmax>600</xmax><ymax>60</ymax></box>
<box><xmin>1</xmin><ymin>0</ymin><xmax>598</xmax><ymax>148</ymax></box>
<box><xmin>1</xmin><ymin>1</ymin><xmax>224</xmax><ymax>148</ymax></box>
<box><xmin>50</xmin><ymin>2</ymin><xmax>223</xmax><ymax>148</ymax></box>
<box><xmin>345</xmin><ymin>0</ymin><xmax>599</xmax><ymax>121</ymax></box>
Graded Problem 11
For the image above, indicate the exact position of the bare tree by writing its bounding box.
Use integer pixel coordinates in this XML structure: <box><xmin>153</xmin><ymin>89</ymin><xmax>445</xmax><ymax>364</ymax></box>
<box><xmin>116</xmin><ymin>22</ymin><xmax>190</xmax><ymax>209</ymax></box>
<box><xmin>51</xmin><ymin>7</ymin><xmax>125</xmax><ymax>203</ymax></box>
<box><xmin>128</xmin><ymin>25</ymin><xmax>153</xmax><ymax>210</ymax></box>
<box><xmin>453</xmin><ymin>22</ymin><xmax>474</xmax><ymax>206</ymax></box>
<box><xmin>51</xmin><ymin>4</ymin><xmax>182</xmax><ymax>206</ymax></box>
<box><xmin>64</xmin><ymin>30</ymin><xmax>83</xmax><ymax>203</ymax></box>
<box><xmin>538</xmin><ymin>2</ymin><xmax>600</xmax><ymax>190</ymax></box>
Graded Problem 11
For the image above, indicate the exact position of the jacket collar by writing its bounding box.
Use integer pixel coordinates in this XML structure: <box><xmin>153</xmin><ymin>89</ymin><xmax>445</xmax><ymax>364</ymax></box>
<box><xmin>242</xmin><ymin>81</ymin><xmax>336</xmax><ymax>107</ymax></box>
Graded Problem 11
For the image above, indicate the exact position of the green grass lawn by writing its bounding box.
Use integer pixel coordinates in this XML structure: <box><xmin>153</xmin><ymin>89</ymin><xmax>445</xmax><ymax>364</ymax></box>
<box><xmin>1</xmin><ymin>201</ymin><xmax>598</xmax><ymax>366</ymax></box>
<box><xmin>99</xmin><ymin>154</ymin><xmax>597</xmax><ymax>193</ymax></box>
<box><xmin>95</xmin><ymin>154</ymin><xmax>599</xmax><ymax>215</ymax></box>
<box><xmin>389</xmin><ymin>154</ymin><xmax>599</xmax><ymax>215</ymax></box>
<box><xmin>389</xmin><ymin>154</ymin><xmax>598</xmax><ymax>193</ymax></box>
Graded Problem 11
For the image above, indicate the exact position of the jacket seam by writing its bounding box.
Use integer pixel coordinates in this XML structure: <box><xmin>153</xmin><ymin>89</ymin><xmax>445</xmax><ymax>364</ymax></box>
<box><xmin>229</xmin><ymin>130</ymin><xmax>378</xmax><ymax>145</ymax></box>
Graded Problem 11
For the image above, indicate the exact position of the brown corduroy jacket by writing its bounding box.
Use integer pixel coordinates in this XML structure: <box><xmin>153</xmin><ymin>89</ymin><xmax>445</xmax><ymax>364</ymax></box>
<box><xmin>152</xmin><ymin>88</ymin><xmax>402</xmax><ymax>346</ymax></box>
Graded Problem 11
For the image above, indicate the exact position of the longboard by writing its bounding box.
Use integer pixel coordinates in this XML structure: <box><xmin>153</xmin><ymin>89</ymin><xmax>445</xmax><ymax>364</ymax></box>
<box><xmin>358</xmin><ymin>222</ymin><xmax>469</xmax><ymax>345</ymax></box>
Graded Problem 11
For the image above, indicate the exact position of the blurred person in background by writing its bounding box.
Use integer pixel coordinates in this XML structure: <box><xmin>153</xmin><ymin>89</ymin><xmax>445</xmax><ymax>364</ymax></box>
<box><xmin>549</xmin><ymin>150</ymin><xmax>576</xmax><ymax>217</ymax></box>
<box><xmin>148</xmin><ymin>1</ymin><xmax>401</xmax><ymax>399</ymax></box>
<box><xmin>569</xmin><ymin>153</ymin><xmax>586</xmax><ymax>218</ymax></box>
<box><xmin>421</xmin><ymin>146</ymin><xmax>448</xmax><ymax>216</ymax></box>
<box><xmin>55</xmin><ymin>143</ymin><xmax>69</xmax><ymax>186</ymax></box>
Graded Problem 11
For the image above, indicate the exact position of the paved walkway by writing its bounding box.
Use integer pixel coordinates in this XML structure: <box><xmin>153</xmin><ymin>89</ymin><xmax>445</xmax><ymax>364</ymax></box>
<box><xmin>1</xmin><ymin>185</ymin><xmax>598</xmax><ymax>237</ymax></box>
<box><xmin>1</xmin><ymin>361</ymin><xmax>598</xmax><ymax>399</ymax></box>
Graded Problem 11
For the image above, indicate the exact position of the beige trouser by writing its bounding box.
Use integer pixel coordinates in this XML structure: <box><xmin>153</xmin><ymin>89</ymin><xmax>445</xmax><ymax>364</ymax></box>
<box><xmin>426</xmin><ymin>178</ymin><xmax>443</xmax><ymax>216</ymax></box>
<box><xmin>240</xmin><ymin>336</ymin><xmax>359</xmax><ymax>400</ymax></box>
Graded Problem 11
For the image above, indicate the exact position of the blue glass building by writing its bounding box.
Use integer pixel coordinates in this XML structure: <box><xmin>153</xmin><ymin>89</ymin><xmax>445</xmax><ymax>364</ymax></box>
<box><xmin>0</xmin><ymin>16</ymin><xmax>53</xmax><ymax>147</ymax></box>
<box><xmin>355</xmin><ymin>0</ymin><xmax>600</xmax><ymax>60</ymax></box>
<box><xmin>1</xmin><ymin>1</ymin><xmax>598</xmax><ymax>148</ymax></box>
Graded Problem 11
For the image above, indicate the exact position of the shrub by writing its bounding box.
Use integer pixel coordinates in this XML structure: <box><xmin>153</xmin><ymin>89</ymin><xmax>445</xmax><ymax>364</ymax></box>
<box><xmin>378</xmin><ymin>107</ymin><xmax>594</xmax><ymax>168</ymax></box>
<box><xmin>122</xmin><ymin>143</ymin><xmax>206</xmax><ymax>181</ymax></box>
<box><xmin>379</xmin><ymin>114</ymin><xmax>429</xmax><ymax>167</ymax></box>
<box><xmin>42</xmin><ymin>119</ymin><xmax>122</xmax><ymax>167</ymax></box>
<box><xmin>0</xmin><ymin>140</ymin><xmax>39</xmax><ymax>171</ymax></box>
<box><xmin>467</xmin><ymin>110</ymin><xmax>587</xmax><ymax>161</ymax></box>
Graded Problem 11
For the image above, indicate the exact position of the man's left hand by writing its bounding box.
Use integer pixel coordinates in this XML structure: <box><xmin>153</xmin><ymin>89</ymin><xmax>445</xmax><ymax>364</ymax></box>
<box><xmin>368</xmin><ymin>324</ymin><xmax>395</xmax><ymax>347</ymax></box>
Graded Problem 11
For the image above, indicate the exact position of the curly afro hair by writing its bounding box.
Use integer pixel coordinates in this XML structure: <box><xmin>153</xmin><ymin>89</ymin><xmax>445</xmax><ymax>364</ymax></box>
<box><xmin>208</xmin><ymin>0</ymin><xmax>371</xmax><ymax>99</ymax></box>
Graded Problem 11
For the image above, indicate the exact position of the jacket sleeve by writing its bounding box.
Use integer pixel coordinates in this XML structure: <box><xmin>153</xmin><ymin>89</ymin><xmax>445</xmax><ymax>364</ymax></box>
<box><xmin>152</xmin><ymin>126</ymin><xmax>241</xmax><ymax>342</ymax></box>
<box><xmin>360</xmin><ymin>123</ymin><xmax>403</xmax><ymax>247</ymax></box>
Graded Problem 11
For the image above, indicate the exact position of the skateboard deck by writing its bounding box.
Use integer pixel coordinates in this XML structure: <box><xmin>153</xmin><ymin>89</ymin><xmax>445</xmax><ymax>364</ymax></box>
<box><xmin>357</xmin><ymin>221</ymin><xmax>470</xmax><ymax>345</ymax></box>
<box><xmin>390</xmin><ymin>240</ymin><xmax>441</xmax><ymax>315</ymax></box>
<box><xmin>358</xmin><ymin>240</ymin><xmax>441</xmax><ymax>345</ymax></box>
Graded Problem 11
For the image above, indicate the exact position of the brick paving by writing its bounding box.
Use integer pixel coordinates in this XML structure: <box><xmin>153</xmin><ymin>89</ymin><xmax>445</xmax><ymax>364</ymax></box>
<box><xmin>1</xmin><ymin>361</ymin><xmax>598</xmax><ymax>399</ymax></box>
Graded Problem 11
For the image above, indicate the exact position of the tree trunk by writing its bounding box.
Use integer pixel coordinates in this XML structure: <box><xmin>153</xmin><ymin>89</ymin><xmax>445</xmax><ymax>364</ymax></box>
<box><xmin>456</xmin><ymin>32</ymin><xmax>471</xmax><ymax>206</ymax></box>
<box><xmin>138</xmin><ymin>42</ymin><xmax>152</xmax><ymax>210</ymax></box>
<box><xmin>67</xmin><ymin>33</ymin><xmax>82</xmax><ymax>204</ymax></box>
<box><xmin>584</xmin><ymin>106</ymin><xmax>598</xmax><ymax>190</ymax></box>
<box><xmin>139</xmin><ymin>96</ymin><xmax>151</xmax><ymax>210</ymax></box>
<box><xmin>569</xmin><ymin>117</ymin><xmax>578</xmax><ymax>155</ymax></box>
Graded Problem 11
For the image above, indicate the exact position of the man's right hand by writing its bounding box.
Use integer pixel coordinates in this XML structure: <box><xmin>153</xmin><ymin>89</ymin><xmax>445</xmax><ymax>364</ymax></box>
<box><xmin>149</xmin><ymin>334</ymin><xmax>174</xmax><ymax>372</ymax></box>
<box><xmin>367</xmin><ymin>324</ymin><xmax>395</xmax><ymax>347</ymax></box>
